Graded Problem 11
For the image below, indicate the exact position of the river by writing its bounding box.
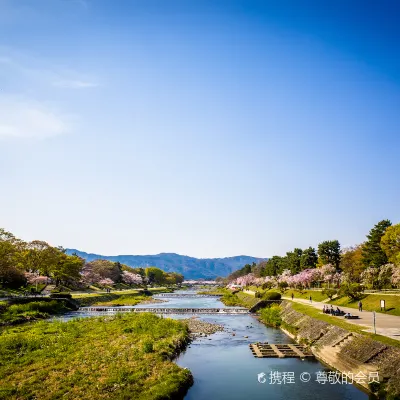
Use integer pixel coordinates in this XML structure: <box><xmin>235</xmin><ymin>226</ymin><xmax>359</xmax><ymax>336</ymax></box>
<box><xmin>63</xmin><ymin>290</ymin><xmax>372</xmax><ymax>400</ymax></box>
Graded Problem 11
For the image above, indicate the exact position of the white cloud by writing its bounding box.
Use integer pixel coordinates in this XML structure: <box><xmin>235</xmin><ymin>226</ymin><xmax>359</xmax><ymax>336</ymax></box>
<box><xmin>53</xmin><ymin>79</ymin><xmax>99</xmax><ymax>88</ymax></box>
<box><xmin>0</xmin><ymin>97</ymin><xmax>70</xmax><ymax>139</ymax></box>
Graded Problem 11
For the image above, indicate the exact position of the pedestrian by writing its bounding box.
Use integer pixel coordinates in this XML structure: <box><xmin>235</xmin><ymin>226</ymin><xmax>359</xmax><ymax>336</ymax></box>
<box><xmin>291</xmin><ymin>293</ymin><xmax>294</xmax><ymax>300</ymax></box>
<box><xmin>309</xmin><ymin>295</ymin><xmax>312</xmax><ymax>303</ymax></box>
<box><xmin>358</xmin><ymin>300</ymin><xmax>363</xmax><ymax>312</ymax></box>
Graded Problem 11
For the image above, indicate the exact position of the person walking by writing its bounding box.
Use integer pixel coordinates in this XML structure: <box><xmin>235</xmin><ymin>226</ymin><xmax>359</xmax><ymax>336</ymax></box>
<box><xmin>358</xmin><ymin>300</ymin><xmax>363</xmax><ymax>312</ymax></box>
<box><xmin>309</xmin><ymin>295</ymin><xmax>312</xmax><ymax>304</ymax></box>
<box><xmin>291</xmin><ymin>293</ymin><xmax>294</xmax><ymax>300</ymax></box>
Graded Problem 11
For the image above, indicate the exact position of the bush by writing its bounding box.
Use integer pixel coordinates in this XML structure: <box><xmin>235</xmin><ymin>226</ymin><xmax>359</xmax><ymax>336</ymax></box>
<box><xmin>339</xmin><ymin>283</ymin><xmax>364</xmax><ymax>300</ymax></box>
<box><xmin>142</xmin><ymin>340</ymin><xmax>154</xmax><ymax>353</ymax></box>
<box><xmin>50</xmin><ymin>293</ymin><xmax>72</xmax><ymax>299</ymax></box>
<box><xmin>259</xmin><ymin>304</ymin><xmax>282</xmax><ymax>327</ymax></box>
<box><xmin>263</xmin><ymin>291</ymin><xmax>281</xmax><ymax>300</ymax></box>
<box><xmin>322</xmin><ymin>288</ymin><xmax>337</xmax><ymax>300</ymax></box>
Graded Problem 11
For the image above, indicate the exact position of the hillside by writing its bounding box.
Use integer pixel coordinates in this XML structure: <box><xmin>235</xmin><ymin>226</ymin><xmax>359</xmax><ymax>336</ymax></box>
<box><xmin>65</xmin><ymin>250</ymin><xmax>265</xmax><ymax>280</ymax></box>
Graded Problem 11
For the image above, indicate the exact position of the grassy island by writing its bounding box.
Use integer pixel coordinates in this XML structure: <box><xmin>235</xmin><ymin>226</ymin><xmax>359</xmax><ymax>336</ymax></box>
<box><xmin>0</xmin><ymin>313</ymin><xmax>193</xmax><ymax>400</ymax></box>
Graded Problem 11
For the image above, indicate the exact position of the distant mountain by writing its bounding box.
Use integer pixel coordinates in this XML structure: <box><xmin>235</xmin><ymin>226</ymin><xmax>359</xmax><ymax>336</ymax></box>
<box><xmin>65</xmin><ymin>249</ymin><xmax>265</xmax><ymax>280</ymax></box>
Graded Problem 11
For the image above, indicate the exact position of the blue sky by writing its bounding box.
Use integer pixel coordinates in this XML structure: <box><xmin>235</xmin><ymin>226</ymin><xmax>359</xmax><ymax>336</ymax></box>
<box><xmin>1</xmin><ymin>0</ymin><xmax>399</xmax><ymax>258</ymax></box>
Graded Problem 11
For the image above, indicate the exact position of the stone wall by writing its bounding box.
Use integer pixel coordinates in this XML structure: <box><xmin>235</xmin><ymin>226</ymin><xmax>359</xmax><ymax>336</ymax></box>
<box><xmin>280</xmin><ymin>301</ymin><xmax>400</xmax><ymax>398</ymax></box>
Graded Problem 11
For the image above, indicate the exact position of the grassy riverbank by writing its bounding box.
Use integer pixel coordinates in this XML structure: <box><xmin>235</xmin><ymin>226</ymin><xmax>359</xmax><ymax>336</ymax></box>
<box><xmin>289</xmin><ymin>302</ymin><xmax>400</xmax><ymax>349</ymax></box>
<box><xmin>0</xmin><ymin>300</ymin><xmax>75</xmax><ymax>326</ymax></box>
<box><xmin>0</xmin><ymin>313</ymin><xmax>193</xmax><ymax>400</ymax></box>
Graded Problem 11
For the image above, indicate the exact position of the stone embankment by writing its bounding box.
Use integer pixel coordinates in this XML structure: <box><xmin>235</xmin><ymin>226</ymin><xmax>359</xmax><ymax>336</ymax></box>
<box><xmin>280</xmin><ymin>301</ymin><xmax>400</xmax><ymax>398</ymax></box>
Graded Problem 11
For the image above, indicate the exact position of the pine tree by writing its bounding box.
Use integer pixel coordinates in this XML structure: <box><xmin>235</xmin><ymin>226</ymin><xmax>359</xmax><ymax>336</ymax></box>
<box><xmin>362</xmin><ymin>219</ymin><xmax>392</xmax><ymax>267</ymax></box>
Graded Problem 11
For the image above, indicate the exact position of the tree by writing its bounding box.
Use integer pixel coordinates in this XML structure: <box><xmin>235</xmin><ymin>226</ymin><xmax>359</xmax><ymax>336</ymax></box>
<box><xmin>0</xmin><ymin>229</ymin><xmax>26</xmax><ymax>287</ymax></box>
<box><xmin>360</xmin><ymin>267</ymin><xmax>379</xmax><ymax>289</ymax></box>
<box><xmin>318</xmin><ymin>240</ymin><xmax>341</xmax><ymax>269</ymax></box>
<box><xmin>339</xmin><ymin>282</ymin><xmax>363</xmax><ymax>300</ymax></box>
<box><xmin>145</xmin><ymin>267</ymin><xmax>165</xmax><ymax>285</ymax></box>
<box><xmin>83</xmin><ymin>259</ymin><xmax>122</xmax><ymax>283</ymax></box>
<box><xmin>300</xmin><ymin>247</ymin><xmax>318</xmax><ymax>270</ymax></box>
<box><xmin>362</xmin><ymin>219</ymin><xmax>392</xmax><ymax>267</ymax></box>
<box><xmin>122</xmin><ymin>271</ymin><xmax>143</xmax><ymax>285</ymax></box>
<box><xmin>378</xmin><ymin>264</ymin><xmax>395</xmax><ymax>289</ymax></box>
<box><xmin>339</xmin><ymin>245</ymin><xmax>365</xmax><ymax>282</ymax></box>
<box><xmin>380</xmin><ymin>223</ymin><xmax>400</xmax><ymax>265</ymax></box>
<box><xmin>286</xmin><ymin>248</ymin><xmax>303</xmax><ymax>274</ymax></box>
<box><xmin>52</xmin><ymin>254</ymin><xmax>84</xmax><ymax>286</ymax></box>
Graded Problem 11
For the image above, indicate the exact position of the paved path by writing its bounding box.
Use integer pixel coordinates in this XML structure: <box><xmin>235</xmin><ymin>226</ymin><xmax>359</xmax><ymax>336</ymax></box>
<box><xmin>282</xmin><ymin>297</ymin><xmax>400</xmax><ymax>341</ymax></box>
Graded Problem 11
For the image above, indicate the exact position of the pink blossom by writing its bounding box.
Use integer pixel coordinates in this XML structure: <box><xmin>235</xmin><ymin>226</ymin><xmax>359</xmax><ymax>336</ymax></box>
<box><xmin>121</xmin><ymin>271</ymin><xmax>143</xmax><ymax>285</ymax></box>
<box><xmin>98</xmin><ymin>278</ymin><xmax>114</xmax><ymax>287</ymax></box>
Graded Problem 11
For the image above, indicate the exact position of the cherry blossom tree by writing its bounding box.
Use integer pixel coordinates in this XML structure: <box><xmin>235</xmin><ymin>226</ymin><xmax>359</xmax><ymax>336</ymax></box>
<box><xmin>98</xmin><ymin>278</ymin><xmax>114</xmax><ymax>287</ymax></box>
<box><xmin>392</xmin><ymin>266</ymin><xmax>400</xmax><ymax>288</ymax></box>
<box><xmin>121</xmin><ymin>271</ymin><xmax>143</xmax><ymax>286</ymax></box>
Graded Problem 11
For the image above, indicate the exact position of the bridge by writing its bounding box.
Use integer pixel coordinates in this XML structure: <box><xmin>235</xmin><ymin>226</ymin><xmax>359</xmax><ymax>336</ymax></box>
<box><xmin>154</xmin><ymin>293</ymin><xmax>222</xmax><ymax>298</ymax></box>
<box><xmin>78</xmin><ymin>306</ymin><xmax>248</xmax><ymax>314</ymax></box>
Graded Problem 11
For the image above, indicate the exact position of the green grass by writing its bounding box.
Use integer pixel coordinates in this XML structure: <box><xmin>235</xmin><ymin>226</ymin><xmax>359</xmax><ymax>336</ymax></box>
<box><xmin>95</xmin><ymin>294</ymin><xmax>148</xmax><ymax>306</ymax></box>
<box><xmin>329</xmin><ymin>294</ymin><xmax>400</xmax><ymax>316</ymax></box>
<box><xmin>0</xmin><ymin>300</ymin><xmax>74</xmax><ymax>325</ymax></box>
<box><xmin>259</xmin><ymin>304</ymin><xmax>282</xmax><ymax>327</ymax></box>
<box><xmin>290</xmin><ymin>302</ymin><xmax>400</xmax><ymax>349</ymax></box>
<box><xmin>284</xmin><ymin>289</ymin><xmax>328</xmax><ymax>302</ymax></box>
<box><xmin>0</xmin><ymin>313</ymin><xmax>192</xmax><ymax>400</ymax></box>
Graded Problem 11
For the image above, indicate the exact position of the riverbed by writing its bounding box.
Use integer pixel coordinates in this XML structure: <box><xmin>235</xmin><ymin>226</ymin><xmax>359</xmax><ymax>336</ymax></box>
<box><xmin>61</xmin><ymin>291</ymin><xmax>372</xmax><ymax>399</ymax></box>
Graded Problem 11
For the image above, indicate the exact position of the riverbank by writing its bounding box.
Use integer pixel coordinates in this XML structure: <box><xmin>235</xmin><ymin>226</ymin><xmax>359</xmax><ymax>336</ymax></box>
<box><xmin>0</xmin><ymin>313</ymin><xmax>193</xmax><ymax>400</ymax></box>
<box><xmin>0</xmin><ymin>299</ymin><xmax>76</xmax><ymax>326</ymax></box>
<box><xmin>278</xmin><ymin>301</ymin><xmax>400</xmax><ymax>399</ymax></box>
<box><xmin>208</xmin><ymin>289</ymin><xmax>400</xmax><ymax>399</ymax></box>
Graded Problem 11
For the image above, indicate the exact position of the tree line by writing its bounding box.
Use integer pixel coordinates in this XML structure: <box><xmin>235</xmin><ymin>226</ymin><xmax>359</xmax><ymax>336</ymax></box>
<box><xmin>0</xmin><ymin>228</ymin><xmax>183</xmax><ymax>291</ymax></box>
<box><xmin>225</xmin><ymin>219</ymin><xmax>400</xmax><ymax>290</ymax></box>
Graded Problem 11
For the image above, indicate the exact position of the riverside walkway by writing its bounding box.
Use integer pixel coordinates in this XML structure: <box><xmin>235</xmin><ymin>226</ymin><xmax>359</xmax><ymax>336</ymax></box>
<box><xmin>154</xmin><ymin>293</ymin><xmax>222</xmax><ymax>298</ymax></box>
<box><xmin>283</xmin><ymin>297</ymin><xmax>400</xmax><ymax>341</ymax></box>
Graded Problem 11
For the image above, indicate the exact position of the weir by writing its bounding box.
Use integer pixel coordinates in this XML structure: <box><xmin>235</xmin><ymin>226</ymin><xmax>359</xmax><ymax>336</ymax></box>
<box><xmin>78</xmin><ymin>306</ymin><xmax>248</xmax><ymax>314</ymax></box>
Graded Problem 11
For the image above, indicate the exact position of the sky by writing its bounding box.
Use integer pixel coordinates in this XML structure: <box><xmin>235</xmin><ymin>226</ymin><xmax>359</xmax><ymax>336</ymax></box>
<box><xmin>1</xmin><ymin>0</ymin><xmax>399</xmax><ymax>258</ymax></box>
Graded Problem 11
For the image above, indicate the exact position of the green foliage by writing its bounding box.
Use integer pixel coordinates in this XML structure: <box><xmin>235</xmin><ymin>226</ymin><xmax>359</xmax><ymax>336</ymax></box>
<box><xmin>285</xmin><ymin>248</ymin><xmax>303</xmax><ymax>274</ymax></box>
<box><xmin>321</xmin><ymin>288</ymin><xmax>337</xmax><ymax>300</ymax></box>
<box><xmin>0</xmin><ymin>300</ymin><xmax>73</xmax><ymax>324</ymax></box>
<box><xmin>380</xmin><ymin>223</ymin><xmax>400</xmax><ymax>265</ymax></box>
<box><xmin>262</xmin><ymin>291</ymin><xmax>281</xmax><ymax>300</ymax></box>
<box><xmin>300</xmin><ymin>247</ymin><xmax>318</xmax><ymax>270</ymax></box>
<box><xmin>145</xmin><ymin>267</ymin><xmax>165</xmax><ymax>285</ymax></box>
<box><xmin>0</xmin><ymin>313</ymin><xmax>192</xmax><ymax>400</ymax></box>
<box><xmin>318</xmin><ymin>240</ymin><xmax>341</xmax><ymax>269</ymax></box>
<box><xmin>339</xmin><ymin>282</ymin><xmax>364</xmax><ymax>300</ymax></box>
<box><xmin>50</xmin><ymin>293</ymin><xmax>72</xmax><ymax>299</ymax></box>
<box><xmin>362</xmin><ymin>219</ymin><xmax>392</xmax><ymax>267</ymax></box>
<box><xmin>142</xmin><ymin>340</ymin><xmax>154</xmax><ymax>353</ymax></box>
<box><xmin>259</xmin><ymin>304</ymin><xmax>282</xmax><ymax>327</ymax></box>
<box><xmin>340</xmin><ymin>245</ymin><xmax>365</xmax><ymax>282</ymax></box>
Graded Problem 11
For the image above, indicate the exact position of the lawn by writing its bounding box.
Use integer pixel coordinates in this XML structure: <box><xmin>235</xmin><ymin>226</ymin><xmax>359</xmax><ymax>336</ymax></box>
<box><xmin>290</xmin><ymin>302</ymin><xmax>400</xmax><ymax>349</ymax></box>
<box><xmin>0</xmin><ymin>313</ymin><xmax>192</xmax><ymax>400</ymax></box>
<box><xmin>329</xmin><ymin>294</ymin><xmax>400</xmax><ymax>316</ymax></box>
<box><xmin>284</xmin><ymin>289</ymin><xmax>328</xmax><ymax>302</ymax></box>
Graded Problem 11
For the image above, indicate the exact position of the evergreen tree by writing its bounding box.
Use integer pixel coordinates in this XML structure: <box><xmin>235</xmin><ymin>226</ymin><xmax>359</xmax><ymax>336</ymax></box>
<box><xmin>362</xmin><ymin>219</ymin><xmax>392</xmax><ymax>267</ymax></box>
<box><xmin>318</xmin><ymin>240</ymin><xmax>341</xmax><ymax>270</ymax></box>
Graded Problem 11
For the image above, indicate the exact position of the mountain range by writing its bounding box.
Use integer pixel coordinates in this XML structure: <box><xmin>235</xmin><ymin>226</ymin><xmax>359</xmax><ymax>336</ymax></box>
<box><xmin>65</xmin><ymin>249</ymin><xmax>265</xmax><ymax>280</ymax></box>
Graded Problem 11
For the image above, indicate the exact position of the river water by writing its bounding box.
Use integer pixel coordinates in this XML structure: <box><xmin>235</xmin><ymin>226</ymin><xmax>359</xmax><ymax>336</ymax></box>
<box><xmin>63</xmin><ymin>291</ymin><xmax>372</xmax><ymax>400</ymax></box>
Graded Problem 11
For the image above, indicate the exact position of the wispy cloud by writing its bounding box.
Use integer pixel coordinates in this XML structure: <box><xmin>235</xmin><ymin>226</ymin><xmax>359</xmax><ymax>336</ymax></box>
<box><xmin>0</xmin><ymin>48</ymin><xmax>100</xmax><ymax>90</ymax></box>
<box><xmin>0</xmin><ymin>97</ymin><xmax>70</xmax><ymax>139</ymax></box>
<box><xmin>53</xmin><ymin>79</ymin><xmax>99</xmax><ymax>89</ymax></box>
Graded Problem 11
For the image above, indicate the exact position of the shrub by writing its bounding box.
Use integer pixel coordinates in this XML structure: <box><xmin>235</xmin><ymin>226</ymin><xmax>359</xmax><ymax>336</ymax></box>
<box><xmin>50</xmin><ymin>293</ymin><xmax>72</xmax><ymax>299</ymax></box>
<box><xmin>259</xmin><ymin>304</ymin><xmax>282</xmax><ymax>327</ymax></box>
<box><xmin>322</xmin><ymin>288</ymin><xmax>337</xmax><ymax>300</ymax></box>
<box><xmin>142</xmin><ymin>340</ymin><xmax>154</xmax><ymax>353</ymax></box>
<box><xmin>262</xmin><ymin>291</ymin><xmax>281</xmax><ymax>301</ymax></box>
<box><xmin>339</xmin><ymin>282</ymin><xmax>364</xmax><ymax>300</ymax></box>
